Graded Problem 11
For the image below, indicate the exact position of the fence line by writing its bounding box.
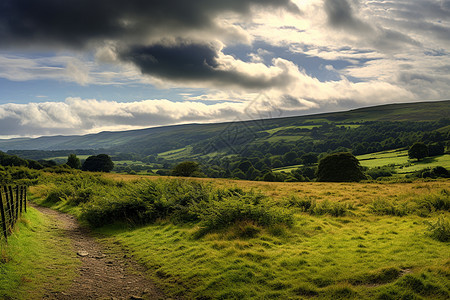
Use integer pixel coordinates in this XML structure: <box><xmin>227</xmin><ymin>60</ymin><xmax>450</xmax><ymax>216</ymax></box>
<box><xmin>0</xmin><ymin>185</ymin><xmax>27</xmax><ymax>242</ymax></box>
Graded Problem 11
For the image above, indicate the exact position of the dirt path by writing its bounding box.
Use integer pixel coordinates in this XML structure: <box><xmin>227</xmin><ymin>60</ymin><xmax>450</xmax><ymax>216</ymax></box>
<box><xmin>32</xmin><ymin>204</ymin><xmax>167</xmax><ymax>300</ymax></box>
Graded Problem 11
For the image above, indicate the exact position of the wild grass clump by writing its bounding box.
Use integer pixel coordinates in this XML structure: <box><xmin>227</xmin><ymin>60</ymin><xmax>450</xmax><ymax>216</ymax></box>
<box><xmin>192</xmin><ymin>194</ymin><xmax>294</xmax><ymax>238</ymax></box>
<box><xmin>371</xmin><ymin>189</ymin><xmax>449</xmax><ymax>217</ymax></box>
<box><xmin>0</xmin><ymin>166</ymin><xmax>40</xmax><ymax>185</ymax></box>
<box><xmin>366</xmin><ymin>167</ymin><xmax>395</xmax><ymax>180</ymax></box>
<box><xmin>37</xmin><ymin>174</ymin><xmax>294</xmax><ymax>236</ymax></box>
<box><xmin>348</xmin><ymin>267</ymin><xmax>402</xmax><ymax>285</ymax></box>
<box><xmin>286</xmin><ymin>195</ymin><xmax>313</xmax><ymax>211</ymax></box>
<box><xmin>413</xmin><ymin>189</ymin><xmax>450</xmax><ymax>216</ymax></box>
<box><xmin>370</xmin><ymin>199</ymin><xmax>410</xmax><ymax>216</ymax></box>
<box><xmin>309</xmin><ymin>200</ymin><xmax>352</xmax><ymax>217</ymax></box>
<box><xmin>286</xmin><ymin>196</ymin><xmax>351</xmax><ymax>217</ymax></box>
<box><xmin>425</xmin><ymin>216</ymin><xmax>450</xmax><ymax>242</ymax></box>
<box><xmin>395</xmin><ymin>274</ymin><xmax>449</xmax><ymax>298</ymax></box>
<box><xmin>82</xmin><ymin>196</ymin><xmax>152</xmax><ymax>227</ymax></box>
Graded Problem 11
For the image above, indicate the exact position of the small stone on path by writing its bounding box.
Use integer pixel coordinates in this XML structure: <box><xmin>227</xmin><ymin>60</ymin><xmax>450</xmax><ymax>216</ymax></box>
<box><xmin>77</xmin><ymin>250</ymin><xmax>89</xmax><ymax>257</ymax></box>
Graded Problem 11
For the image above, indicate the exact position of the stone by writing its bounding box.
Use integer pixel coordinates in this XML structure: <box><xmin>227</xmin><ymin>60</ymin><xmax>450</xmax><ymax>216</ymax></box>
<box><xmin>77</xmin><ymin>250</ymin><xmax>89</xmax><ymax>257</ymax></box>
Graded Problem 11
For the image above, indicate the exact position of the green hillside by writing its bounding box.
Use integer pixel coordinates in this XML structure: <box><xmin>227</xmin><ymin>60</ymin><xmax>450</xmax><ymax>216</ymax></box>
<box><xmin>2</xmin><ymin>100</ymin><xmax>449</xmax><ymax>182</ymax></box>
<box><xmin>1</xmin><ymin>100</ymin><xmax>448</xmax><ymax>153</ymax></box>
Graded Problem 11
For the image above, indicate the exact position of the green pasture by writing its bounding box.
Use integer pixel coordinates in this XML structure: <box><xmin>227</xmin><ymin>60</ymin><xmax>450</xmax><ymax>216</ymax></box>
<box><xmin>158</xmin><ymin>146</ymin><xmax>193</xmax><ymax>160</ymax></box>
<box><xmin>28</xmin><ymin>173</ymin><xmax>450</xmax><ymax>299</ymax></box>
<box><xmin>0</xmin><ymin>207</ymin><xmax>78</xmax><ymax>299</ymax></box>
<box><xmin>357</xmin><ymin>149</ymin><xmax>450</xmax><ymax>174</ymax></box>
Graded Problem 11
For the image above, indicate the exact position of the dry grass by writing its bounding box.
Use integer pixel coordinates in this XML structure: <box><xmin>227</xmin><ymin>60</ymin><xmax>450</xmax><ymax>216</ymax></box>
<box><xmin>103</xmin><ymin>173</ymin><xmax>450</xmax><ymax>205</ymax></box>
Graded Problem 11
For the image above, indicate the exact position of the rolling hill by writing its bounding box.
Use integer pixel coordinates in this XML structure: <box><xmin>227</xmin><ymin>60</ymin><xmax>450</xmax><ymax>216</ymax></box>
<box><xmin>1</xmin><ymin>100</ymin><xmax>449</xmax><ymax>157</ymax></box>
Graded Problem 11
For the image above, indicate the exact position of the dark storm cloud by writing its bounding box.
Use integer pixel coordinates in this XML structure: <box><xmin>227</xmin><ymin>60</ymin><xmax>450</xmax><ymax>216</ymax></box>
<box><xmin>120</xmin><ymin>43</ymin><xmax>294</xmax><ymax>89</ymax></box>
<box><xmin>0</xmin><ymin>0</ymin><xmax>299</xmax><ymax>49</ymax></box>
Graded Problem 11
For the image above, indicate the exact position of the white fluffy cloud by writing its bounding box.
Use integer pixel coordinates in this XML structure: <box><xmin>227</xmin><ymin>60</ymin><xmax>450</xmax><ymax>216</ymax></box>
<box><xmin>0</xmin><ymin>0</ymin><xmax>448</xmax><ymax>137</ymax></box>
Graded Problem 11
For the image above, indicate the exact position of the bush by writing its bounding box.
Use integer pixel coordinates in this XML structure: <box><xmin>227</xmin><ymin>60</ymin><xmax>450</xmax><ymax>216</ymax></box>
<box><xmin>317</xmin><ymin>152</ymin><xmax>366</xmax><ymax>182</ymax></box>
<box><xmin>286</xmin><ymin>196</ymin><xmax>313</xmax><ymax>212</ymax></box>
<box><xmin>370</xmin><ymin>199</ymin><xmax>410</xmax><ymax>216</ymax></box>
<box><xmin>426</xmin><ymin>216</ymin><xmax>450</xmax><ymax>242</ymax></box>
<box><xmin>192</xmin><ymin>195</ymin><xmax>294</xmax><ymax>237</ymax></box>
<box><xmin>309</xmin><ymin>200</ymin><xmax>350</xmax><ymax>217</ymax></box>
<box><xmin>414</xmin><ymin>190</ymin><xmax>450</xmax><ymax>216</ymax></box>
<box><xmin>82</xmin><ymin>197</ymin><xmax>152</xmax><ymax>227</ymax></box>
<box><xmin>366</xmin><ymin>167</ymin><xmax>395</xmax><ymax>180</ymax></box>
<box><xmin>82</xmin><ymin>154</ymin><xmax>114</xmax><ymax>172</ymax></box>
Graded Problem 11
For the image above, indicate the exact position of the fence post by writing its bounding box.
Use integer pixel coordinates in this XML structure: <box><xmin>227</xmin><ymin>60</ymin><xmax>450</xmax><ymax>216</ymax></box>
<box><xmin>0</xmin><ymin>190</ymin><xmax>7</xmax><ymax>241</ymax></box>
<box><xmin>15</xmin><ymin>186</ymin><xmax>20</xmax><ymax>220</ymax></box>
<box><xmin>4</xmin><ymin>186</ymin><xmax>12</xmax><ymax>224</ymax></box>
<box><xmin>24</xmin><ymin>186</ymin><xmax>27</xmax><ymax>213</ymax></box>
<box><xmin>8</xmin><ymin>186</ymin><xmax>15</xmax><ymax>223</ymax></box>
<box><xmin>19</xmin><ymin>186</ymin><xmax>23</xmax><ymax>214</ymax></box>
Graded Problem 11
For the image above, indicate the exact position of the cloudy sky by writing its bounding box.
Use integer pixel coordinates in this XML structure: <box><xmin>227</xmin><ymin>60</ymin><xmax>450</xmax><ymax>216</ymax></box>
<box><xmin>0</xmin><ymin>0</ymin><xmax>449</xmax><ymax>138</ymax></box>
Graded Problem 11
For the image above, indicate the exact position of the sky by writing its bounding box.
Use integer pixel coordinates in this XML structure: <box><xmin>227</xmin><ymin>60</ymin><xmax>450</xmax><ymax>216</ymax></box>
<box><xmin>0</xmin><ymin>0</ymin><xmax>449</xmax><ymax>138</ymax></box>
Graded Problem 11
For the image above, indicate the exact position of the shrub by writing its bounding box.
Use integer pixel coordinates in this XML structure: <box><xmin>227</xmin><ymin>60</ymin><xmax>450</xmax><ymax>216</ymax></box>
<box><xmin>370</xmin><ymin>199</ymin><xmax>410</xmax><ymax>216</ymax></box>
<box><xmin>42</xmin><ymin>185</ymin><xmax>74</xmax><ymax>204</ymax></box>
<box><xmin>286</xmin><ymin>196</ymin><xmax>313</xmax><ymax>212</ymax></box>
<box><xmin>414</xmin><ymin>190</ymin><xmax>450</xmax><ymax>215</ymax></box>
<box><xmin>309</xmin><ymin>200</ymin><xmax>350</xmax><ymax>217</ymax></box>
<box><xmin>82</xmin><ymin>154</ymin><xmax>114</xmax><ymax>172</ymax></box>
<box><xmin>82</xmin><ymin>197</ymin><xmax>152</xmax><ymax>227</ymax></box>
<box><xmin>426</xmin><ymin>216</ymin><xmax>450</xmax><ymax>242</ymax></box>
<box><xmin>366</xmin><ymin>167</ymin><xmax>395</xmax><ymax>180</ymax></box>
<box><xmin>317</xmin><ymin>152</ymin><xmax>366</xmax><ymax>182</ymax></box>
<box><xmin>192</xmin><ymin>195</ymin><xmax>294</xmax><ymax>237</ymax></box>
<box><xmin>408</xmin><ymin>142</ymin><xmax>428</xmax><ymax>161</ymax></box>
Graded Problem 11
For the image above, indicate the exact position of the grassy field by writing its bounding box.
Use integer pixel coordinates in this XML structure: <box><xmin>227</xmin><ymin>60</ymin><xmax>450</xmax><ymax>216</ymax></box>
<box><xmin>273</xmin><ymin>149</ymin><xmax>450</xmax><ymax>177</ymax></box>
<box><xmin>30</xmin><ymin>172</ymin><xmax>450</xmax><ymax>299</ymax></box>
<box><xmin>0</xmin><ymin>207</ymin><xmax>79</xmax><ymax>299</ymax></box>
<box><xmin>357</xmin><ymin>150</ymin><xmax>450</xmax><ymax>174</ymax></box>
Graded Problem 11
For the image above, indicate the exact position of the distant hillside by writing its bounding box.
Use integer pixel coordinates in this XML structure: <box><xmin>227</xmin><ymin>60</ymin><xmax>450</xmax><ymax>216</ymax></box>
<box><xmin>1</xmin><ymin>100</ymin><xmax>449</xmax><ymax>155</ymax></box>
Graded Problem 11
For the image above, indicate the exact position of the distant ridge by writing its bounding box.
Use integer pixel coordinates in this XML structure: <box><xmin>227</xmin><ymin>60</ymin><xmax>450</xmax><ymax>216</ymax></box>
<box><xmin>1</xmin><ymin>100</ymin><xmax>448</xmax><ymax>152</ymax></box>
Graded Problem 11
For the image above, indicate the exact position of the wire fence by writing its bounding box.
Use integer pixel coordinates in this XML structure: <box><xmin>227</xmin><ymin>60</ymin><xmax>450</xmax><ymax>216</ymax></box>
<box><xmin>0</xmin><ymin>185</ymin><xmax>27</xmax><ymax>242</ymax></box>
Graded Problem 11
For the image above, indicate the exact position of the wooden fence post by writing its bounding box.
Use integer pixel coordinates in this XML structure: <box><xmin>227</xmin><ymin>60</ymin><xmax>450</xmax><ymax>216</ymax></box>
<box><xmin>8</xmin><ymin>186</ymin><xmax>15</xmax><ymax>223</ymax></box>
<box><xmin>24</xmin><ymin>186</ymin><xmax>27</xmax><ymax>213</ymax></box>
<box><xmin>15</xmin><ymin>186</ymin><xmax>19</xmax><ymax>220</ymax></box>
<box><xmin>0</xmin><ymin>190</ymin><xmax>8</xmax><ymax>241</ymax></box>
<box><xmin>19</xmin><ymin>186</ymin><xmax>23</xmax><ymax>214</ymax></box>
<box><xmin>4</xmin><ymin>186</ymin><xmax>12</xmax><ymax>224</ymax></box>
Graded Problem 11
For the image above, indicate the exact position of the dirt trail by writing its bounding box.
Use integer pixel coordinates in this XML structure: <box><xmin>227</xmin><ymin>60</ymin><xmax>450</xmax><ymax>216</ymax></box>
<box><xmin>32</xmin><ymin>204</ymin><xmax>167</xmax><ymax>300</ymax></box>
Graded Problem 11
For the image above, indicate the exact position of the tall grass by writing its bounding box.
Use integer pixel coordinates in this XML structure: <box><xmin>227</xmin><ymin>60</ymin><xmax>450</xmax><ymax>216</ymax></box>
<box><xmin>34</xmin><ymin>174</ymin><xmax>294</xmax><ymax>236</ymax></box>
<box><xmin>370</xmin><ymin>189</ymin><xmax>450</xmax><ymax>217</ymax></box>
<box><xmin>29</xmin><ymin>172</ymin><xmax>450</xmax><ymax>299</ymax></box>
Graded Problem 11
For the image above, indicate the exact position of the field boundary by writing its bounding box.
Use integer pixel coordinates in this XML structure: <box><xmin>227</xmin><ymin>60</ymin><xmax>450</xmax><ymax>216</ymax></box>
<box><xmin>0</xmin><ymin>185</ymin><xmax>27</xmax><ymax>241</ymax></box>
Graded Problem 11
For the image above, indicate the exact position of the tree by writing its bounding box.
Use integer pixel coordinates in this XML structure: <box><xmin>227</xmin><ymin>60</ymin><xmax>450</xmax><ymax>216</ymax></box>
<box><xmin>283</xmin><ymin>151</ymin><xmax>298</xmax><ymax>165</ymax></box>
<box><xmin>172</xmin><ymin>161</ymin><xmax>202</xmax><ymax>177</ymax></box>
<box><xmin>67</xmin><ymin>154</ymin><xmax>81</xmax><ymax>169</ymax></box>
<box><xmin>428</xmin><ymin>143</ymin><xmax>445</xmax><ymax>157</ymax></box>
<box><xmin>317</xmin><ymin>152</ymin><xmax>366</xmax><ymax>182</ymax></box>
<box><xmin>408</xmin><ymin>142</ymin><xmax>428</xmax><ymax>161</ymax></box>
<box><xmin>301</xmin><ymin>153</ymin><xmax>318</xmax><ymax>166</ymax></box>
<box><xmin>82</xmin><ymin>154</ymin><xmax>114</xmax><ymax>172</ymax></box>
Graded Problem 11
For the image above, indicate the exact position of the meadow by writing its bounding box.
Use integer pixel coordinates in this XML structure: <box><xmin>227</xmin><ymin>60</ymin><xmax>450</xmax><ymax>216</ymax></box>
<box><xmin>27</xmin><ymin>172</ymin><xmax>450</xmax><ymax>299</ymax></box>
<box><xmin>0</xmin><ymin>206</ymin><xmax>79</xmax><ymax>299</ymax></box>
<box><xmin>273</xmin><ymin>150</ymin><xmax>450</xmax><ymax>179</ymax></box>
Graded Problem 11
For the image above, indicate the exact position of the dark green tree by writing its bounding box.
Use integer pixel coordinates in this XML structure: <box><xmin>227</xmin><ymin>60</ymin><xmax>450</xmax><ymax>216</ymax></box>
<box><xmin>172</xmin><ymin>161</ymin><xmax>202</xmax><ymax>177</ymax></box>
<box><xmin>67</xmin><ymin>153</ymin><xmax>81</xmax><ymax>169</ymax></box>
<box><xmin>408</xmin><ymin>142</ymin><xmax>428</xmax><ymax>161</ymax></box>
<box><xmin>283</xmin><ymin>151</ymin><xmax>298</xmax><ymax>165</ymax></box>
<box><xmin>427</xmin><ymin>143</ymin><xmax>445</xmax><ymax>157</ymax></box>
<box><xmin>82</xmin><ymin>154</ymin><xmax>114</xmax><ymax>172</ymax></box>
<box><xmin>301</xmin><ymin>153</ymin><xmax>318</xmax><ymax>166</ymax></box>
<box><xmin>317</xmin><ymin>152</ymin><xmax>366</xmax><ymax>182</ymax></box>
